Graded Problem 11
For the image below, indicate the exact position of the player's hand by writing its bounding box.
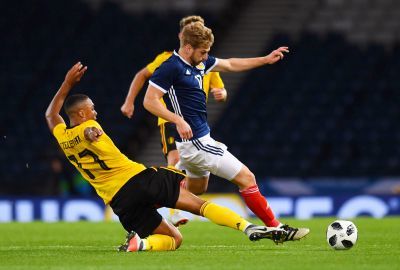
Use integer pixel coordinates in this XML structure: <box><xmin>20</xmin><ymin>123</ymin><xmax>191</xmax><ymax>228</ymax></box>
<box><xmin>265</xmin><ymin>47</ymin><xmax>289</xmax><ymax>64</ymax></box>
<box><xmin>85</xmin><ymin>127</ymin><xmax>103</xmax><ymax>142</ymax></box>
<box><xmin>121</xmin><ymin>102</ymin><xmax>134</xmax><ymax>118</ymax></box>
<box><xmin>211</xmin><ymin>88</ymin><xmax>227</xmax><ymax>102</ymax></box>
<box><xmin>65</xmin><ymin>62</ymin><xmax>87</xmax><ymax>86</ymax></box>
<box><xmin>176</xmin><ymin>118</ymin><xmax>193</xmax><ymax>140</ymax></box>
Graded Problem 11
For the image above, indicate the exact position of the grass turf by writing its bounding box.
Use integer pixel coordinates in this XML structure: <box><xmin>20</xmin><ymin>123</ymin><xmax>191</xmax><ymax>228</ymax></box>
<box><xmin>0</xmin><ymin>217</ymin><xmax>399</xmax><ymax>270</ymax></box>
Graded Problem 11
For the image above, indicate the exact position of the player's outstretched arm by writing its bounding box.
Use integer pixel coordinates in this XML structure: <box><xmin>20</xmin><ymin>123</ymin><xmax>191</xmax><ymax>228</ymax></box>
<box><xmin>213</xmin><ymin>46</ymin><xmax>289</xmax><ymax>72</ymax></box>
<box><xmin>121</xmin><ymin>67</ymin><xmax>152</xmax><ymax>119</ymax></box>
<box><xmin>45</xmin><ymin>62</ymin><xmax>87</xmax><ymax>132</ymax></box>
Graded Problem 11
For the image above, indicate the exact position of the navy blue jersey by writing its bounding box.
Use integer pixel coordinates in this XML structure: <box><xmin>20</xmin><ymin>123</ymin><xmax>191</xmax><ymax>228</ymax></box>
<box><xmin>149</xmin><ymin>51</ymin><xmax>218</xmax><ymax>142</ymax></box>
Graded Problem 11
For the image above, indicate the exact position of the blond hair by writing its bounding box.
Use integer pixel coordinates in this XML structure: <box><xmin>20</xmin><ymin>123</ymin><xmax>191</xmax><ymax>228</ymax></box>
<box><xmin>180</xmin><ymin>22</ymin><xmax>214</xmax><ymax>49</ymax></box>
<box><xmin>179</xmin><ymin>15</ymin><xmax>205</xmax><ymax>31</ymax></box>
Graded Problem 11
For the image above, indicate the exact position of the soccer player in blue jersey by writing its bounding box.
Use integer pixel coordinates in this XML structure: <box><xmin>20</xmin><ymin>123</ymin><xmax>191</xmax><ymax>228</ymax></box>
<box><xmin>121</xmin><ymin>15</ymin><xmax>226</xmax><ymax>227</ymax></box>
<box><xmin>144</xmin><ymin>22</ymin><xmax>310</xmax><ymax>241</ymax></box>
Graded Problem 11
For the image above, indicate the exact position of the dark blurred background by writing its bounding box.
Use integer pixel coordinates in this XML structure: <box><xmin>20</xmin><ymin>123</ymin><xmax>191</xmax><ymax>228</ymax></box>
<box><xmin>1</xmin><ymin>0</ymin><xmax>400</xmax><ymax>197</ymax></box>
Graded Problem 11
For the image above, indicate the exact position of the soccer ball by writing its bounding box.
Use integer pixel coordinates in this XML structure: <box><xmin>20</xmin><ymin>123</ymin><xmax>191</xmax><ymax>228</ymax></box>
<box><xmin>326</xmin><ymin>220</ymin><xmax>358</xmax><ymax>250</ymax></box>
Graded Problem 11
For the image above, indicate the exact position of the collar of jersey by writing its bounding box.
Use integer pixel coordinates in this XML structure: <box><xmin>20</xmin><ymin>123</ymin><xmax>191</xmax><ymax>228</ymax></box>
<box><xmin>173</xmin><ymin>50</ymin><xmax>193</xmax><ymax>67</ymax></box>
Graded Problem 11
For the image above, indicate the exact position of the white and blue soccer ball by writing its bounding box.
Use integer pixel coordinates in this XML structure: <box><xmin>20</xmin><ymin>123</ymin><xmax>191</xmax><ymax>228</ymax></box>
<box><xmin>326</xmin><ymin>220</ymin><xmax>358</xmax><ymax>250</ymax></box>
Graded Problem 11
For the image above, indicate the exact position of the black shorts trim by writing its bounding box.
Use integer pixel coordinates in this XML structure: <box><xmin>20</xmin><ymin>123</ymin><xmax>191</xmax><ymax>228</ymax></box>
<box><xmin>160</xmin><ymin>122</ymin><xmax>177</xmax><ymax>157</ymax></box>
<box><xmin>110</xmin><ymin>167</ymin><xmax>185</xmax><ymax>237</ymax></box>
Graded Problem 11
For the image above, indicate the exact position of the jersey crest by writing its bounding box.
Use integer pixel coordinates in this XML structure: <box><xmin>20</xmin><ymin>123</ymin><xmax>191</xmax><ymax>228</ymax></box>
<box><xmin>196</xmin><ymin>62</ymin><xmax>205</xmax><ymax>70</ymax></box>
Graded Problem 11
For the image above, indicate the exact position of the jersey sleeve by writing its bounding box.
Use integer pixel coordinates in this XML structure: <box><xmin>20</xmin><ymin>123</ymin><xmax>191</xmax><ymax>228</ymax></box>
<box><xmin>81</xmin><ymin>120</ymin><xmax>102</xmax><ymax>130</ymax></box>
<box><xmin>149</xmin><ymin>61</ymin><xmax>176</xmax><ymax>93</ymax></box>
<box><xmin>204</xmin><ymin>55</ymin><xmax>218</xmax><ymax>74</ymax></box>
<box><xmin>146</xmin><ymin>51</ymin><xmax>173</xmax><ymax>74</ymax></box>
<box><xmin>53</xmin><ymin>123</ymin><xmax>67</xmax><ymax>138</ymax></box>
<box><xmin>209</xmin><ymin>72</ymin><xmax>224</xmax><ymax>89</ymax></box>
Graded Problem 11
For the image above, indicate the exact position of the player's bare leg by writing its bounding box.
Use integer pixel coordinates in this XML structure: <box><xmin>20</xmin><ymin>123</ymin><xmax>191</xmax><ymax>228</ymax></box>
<box><xmin>185</xmin><ymin>176</ymin><xmax>209</xmax><ymax>195</ymax></box>
<box><xmin>167</xmin><ymin>149</ymin><xmax>189</xmax><ymax>226</ymax></box>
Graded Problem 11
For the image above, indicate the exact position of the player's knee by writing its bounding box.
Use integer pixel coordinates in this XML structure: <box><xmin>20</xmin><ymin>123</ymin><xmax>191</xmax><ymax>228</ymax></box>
<box><xmin>174</xmin><ymin>233</ymin><xmax>183</xmax><ymax>249</ymax></box>
<box><xmin>168</xmin><ymin>226</ymin><xmax>183</xmax><ymax>249</ymax></box>
<box><xmin>243</xmin><ymin>174</ymin><xmax>256</xmax><ymax>189</ymax></box>
<box><xmin>245</xmin><ymin>170</ymin><xmax>256</xmax><ymax>184</ymax></box>
<box><xmin>233</xmin><ymin>167</ymin><xmax>256</xmax><ymax>189</ymax></box>
<box><xmin>167</xmin><ymin>153</ymin><xmax>180</xmax><ymax>167</ymax></box>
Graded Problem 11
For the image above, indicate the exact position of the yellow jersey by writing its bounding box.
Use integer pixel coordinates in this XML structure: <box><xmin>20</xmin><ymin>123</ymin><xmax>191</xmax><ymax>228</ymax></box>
<box><xmin>146</xmin><ymin>51</ymin><xmax>225</xmax><ymax>125</ymax></box>
<box><xmin>53</xmin><ymin>120</ymin><xmax>146</xmax><ymax>204</ymax></box>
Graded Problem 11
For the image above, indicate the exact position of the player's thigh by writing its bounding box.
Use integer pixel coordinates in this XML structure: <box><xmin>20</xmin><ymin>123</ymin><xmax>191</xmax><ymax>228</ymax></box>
<box><xmin>175</xmin><ymin>141</ymin><xmax>211</xmax><ymax>181</ymax></box>
<box><xmin>230</xmin><ymin>164</ymin><xmax>256</xmax><ymax>190</ymax></box>
<box><xmin>186</xmin><ymin>176</ymin><xmax>209</xmax><ymax>195</ymax></box>
<box><xmin>147</xmin><ymin>167</ymin><xmax>206</xmax><ymax>215</ymax></box>
<box><xmin>176</xmin><ymin>140</ymin><xmax>209</xmax><ymax>170</ymax></box>
<box><xmin>212</xmin><ymin>149</ymin><xmax>243</xmax><ymax>180</ymax></box>
<box><xmin>193</xmin><ymin>137</ymin><xmax>243</xmax><ymax>181</ymax></box>
<box><xmin>148</xmin><ymin>167</ymin><xmax>186</xmax><ymax>207</ymax></box>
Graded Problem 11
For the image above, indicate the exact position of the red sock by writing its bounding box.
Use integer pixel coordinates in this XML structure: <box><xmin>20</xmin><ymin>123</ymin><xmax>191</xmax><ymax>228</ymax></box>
<box><xmin>239</xmin><ymin>185</ymin><xmax>280</xmax><ymax>227</ymax></box>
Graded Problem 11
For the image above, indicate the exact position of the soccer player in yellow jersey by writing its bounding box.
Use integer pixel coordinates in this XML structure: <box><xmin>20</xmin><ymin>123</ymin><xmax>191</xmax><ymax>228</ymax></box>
<box><xmin>121</xmin><ymin>15</ymin><xmax>227</xmax><ymax>226</ymax></box>
<box><xmin>45</xmin><ymin>62</ymin><xmax>287</xmax><ymax>252</ymax></box>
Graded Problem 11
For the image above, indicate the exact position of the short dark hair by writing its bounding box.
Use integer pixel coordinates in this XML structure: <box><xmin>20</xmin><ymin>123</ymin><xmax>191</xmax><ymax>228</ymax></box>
<box><xmin>64</xmin><ymin>94</ymin><xmax>89</xmax><ymax>115</ymax></box>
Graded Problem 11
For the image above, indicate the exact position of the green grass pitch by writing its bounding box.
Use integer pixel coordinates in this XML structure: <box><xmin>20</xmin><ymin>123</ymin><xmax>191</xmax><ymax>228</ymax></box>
<box><xmin>0</xmin><ymin>217</ymin><xmax>399</xmax><ymax>270</ymax></box>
